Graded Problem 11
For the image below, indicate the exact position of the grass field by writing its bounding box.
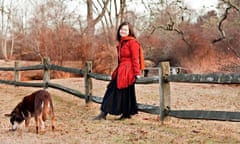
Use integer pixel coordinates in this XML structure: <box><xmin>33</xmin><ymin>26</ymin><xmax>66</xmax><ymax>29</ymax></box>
<box><xmin>1</xmin><ymin>76</ymin><xmax>240</xmax><ymax>144</ymax></box>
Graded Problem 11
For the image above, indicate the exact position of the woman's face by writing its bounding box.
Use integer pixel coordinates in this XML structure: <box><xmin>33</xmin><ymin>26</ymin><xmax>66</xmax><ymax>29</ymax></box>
<box><xmin>119</xmin><ymin>25</ymin><xmax>129</xmax><ymax>37</ymax></box>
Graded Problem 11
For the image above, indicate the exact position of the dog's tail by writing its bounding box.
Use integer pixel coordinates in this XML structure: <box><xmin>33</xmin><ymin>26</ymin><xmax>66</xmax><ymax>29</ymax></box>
<box><xmin>42</xmin><ymin>98</ymin><xmax>54</xmax><ymax>119</ymax></box>
<box><xmin>42</xmin><ymin>96</ymin><xmax>55</xmax><ymax>131</ymax></box>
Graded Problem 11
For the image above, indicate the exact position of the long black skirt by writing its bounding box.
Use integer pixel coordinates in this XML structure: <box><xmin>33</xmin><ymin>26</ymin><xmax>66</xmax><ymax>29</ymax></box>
<box><xmin>101</xmin><ymin>77</ymin><xmax>138</xmax><ymax>116</ymax></box>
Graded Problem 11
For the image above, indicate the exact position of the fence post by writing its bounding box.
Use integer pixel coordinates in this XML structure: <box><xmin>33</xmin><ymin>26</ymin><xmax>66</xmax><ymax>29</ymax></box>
<box><xmin>159</xmin><ymin>61</ymin><xmax>170</xmax><ymax>124</ymax></box>
<box><xmin>43</xmin><ymin>57</ymin><xmax>50</xmax><ymax>89</ymax></box>
<box><xmin>84</xmin><ymin>61</ymin><xmax>92</xmax><ymax>104</ymax></box>
<box><xmin>14</xmin><ymin>61</ymin><xmax>20</xmax><ymax>86</ymax></box>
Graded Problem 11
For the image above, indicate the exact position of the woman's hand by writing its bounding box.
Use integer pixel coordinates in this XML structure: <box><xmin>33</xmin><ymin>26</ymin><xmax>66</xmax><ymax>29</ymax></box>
<box><xmin>135</xmin><ymin>75</ymin><xmax>141</xmax><ymax>79</ymax></box>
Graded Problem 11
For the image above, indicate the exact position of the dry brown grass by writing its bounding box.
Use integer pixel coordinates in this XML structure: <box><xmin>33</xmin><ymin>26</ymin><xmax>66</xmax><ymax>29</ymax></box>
<box><xmin>1</xmin><ymin>79</ymin><xmax>240</xmax><ymax>144</ymax></box>
<box><xmin>1</xmin><ymin>60</ymin><xmax>240</xmax><ymax>143</ymax></box>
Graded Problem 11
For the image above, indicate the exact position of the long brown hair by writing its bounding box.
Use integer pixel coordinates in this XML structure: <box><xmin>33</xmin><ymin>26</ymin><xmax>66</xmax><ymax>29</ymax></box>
<box><xmin>116</xmin><ymin>21</ymin><xmax>136</xmax><ymax>42</ymax></box>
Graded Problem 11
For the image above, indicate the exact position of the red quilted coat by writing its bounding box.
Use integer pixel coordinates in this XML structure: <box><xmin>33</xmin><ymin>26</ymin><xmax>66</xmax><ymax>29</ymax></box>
<box><xmin>111</xmin><ymin>36</ymin><xmax>141</xmax><ymax>89</ymax></box>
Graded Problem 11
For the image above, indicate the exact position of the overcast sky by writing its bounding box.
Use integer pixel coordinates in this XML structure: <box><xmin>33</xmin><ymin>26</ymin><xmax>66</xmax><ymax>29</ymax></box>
<box><xmin>185</xmin><ymin>0</ymin><xmax>218</xmax><ymax>10</ymax></box>
<box><xmin>3</xmin><ymin>0</ymin><xmax>219</xmax><ymax>17</ymax></box>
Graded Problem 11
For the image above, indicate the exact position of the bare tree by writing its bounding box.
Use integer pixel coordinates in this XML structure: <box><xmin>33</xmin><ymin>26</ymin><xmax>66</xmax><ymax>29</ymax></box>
<box><xmin>25</xmin><ymin>0</ymin><xmax>82</xmax><ymax>64</ymax></box>
<box><xmin>213</xmin><ymin>0</ymin><xmax>240</xmax><ymax>43</ymax></box>
<box><xmin>0</xmin><ymin>0</ymin><xmax>14</xmax><ymax>60</ymax></box>
<box><xmin>82</xmin><ymin>0</ymin><xmax>110</xmax><ymax>61</ymax></box>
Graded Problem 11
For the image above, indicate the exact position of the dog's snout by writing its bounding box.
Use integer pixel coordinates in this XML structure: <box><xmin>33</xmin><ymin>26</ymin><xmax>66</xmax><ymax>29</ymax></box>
<box><xmin>11</xmin><ymin>121</ymin><xmax>18</xmax><ymax>131</ymax></box>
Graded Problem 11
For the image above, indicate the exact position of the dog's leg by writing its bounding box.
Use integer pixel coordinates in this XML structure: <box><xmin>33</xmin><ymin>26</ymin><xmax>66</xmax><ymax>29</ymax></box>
<box><xmin>42</xmin><ymin>100</ymin><xmax>50</xmax><ymax>132</ymax></box>
<box><xmin>50</xmin><ymin>111</ymin><xmax>55</xmax><ymax>131</ymax></box>
<box><xmin>39</xmin><ymin>112</ymin><xmax>45</xmax><ymax>131</ymax></box>
<box><xmin>35</xmin><ymin>116</ymin><xmax>39</xmax><ymax>134</ymax></box>
<box><xmin>25</xmin><ymin>118</ymin><xmax>30</xmax><ymax>128</ymax></box>
<box><xmin>25</xmin><ymin>111</ymin><xmax>31</xmax><ymax>128</ymax></box>
<box><xmin>49</xmin><ymin>100</ymin><xmax>55</xmax><ymax>131</ymax></box>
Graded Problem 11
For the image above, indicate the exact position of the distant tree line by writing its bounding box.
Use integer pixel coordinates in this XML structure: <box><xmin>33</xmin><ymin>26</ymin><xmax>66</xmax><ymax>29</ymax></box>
<box><xmin>0</xmin><ymin>0</ymin><xmax>239</xmax><ymax>74</ymax></box>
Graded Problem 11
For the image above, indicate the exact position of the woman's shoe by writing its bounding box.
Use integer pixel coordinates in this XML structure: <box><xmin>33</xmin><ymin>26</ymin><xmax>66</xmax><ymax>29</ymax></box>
<box><xmin>118</xmin><ymin>115</ymin><xmax>131</xmax><ymax>120</ymax></box>
<box><xmin>93</xmin><ymin>111</ymin><xmax>107</xmax><ymax>120</ymax></box>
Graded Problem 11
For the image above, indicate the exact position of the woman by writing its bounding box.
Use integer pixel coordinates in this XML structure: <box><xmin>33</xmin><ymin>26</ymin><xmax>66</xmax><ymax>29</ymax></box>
<box><xmin>93</xmin><ymin>21</ymin><xmax>142</xmax><ymax>120</ymax></box>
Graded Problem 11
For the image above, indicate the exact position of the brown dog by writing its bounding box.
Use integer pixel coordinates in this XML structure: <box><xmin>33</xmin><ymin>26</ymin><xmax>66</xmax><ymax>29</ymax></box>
<box><xmin>5</xmin><ymin>90</ymin><xmax>55</xmax><ymax>133</ymax></box>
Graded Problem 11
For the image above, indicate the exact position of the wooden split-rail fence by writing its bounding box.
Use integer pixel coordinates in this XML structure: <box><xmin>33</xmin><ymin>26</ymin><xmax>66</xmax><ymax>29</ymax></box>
<box><xmin>1</xmin><ymin>57</ymin><xmax>240</xmax><ymax>123</ymax></box>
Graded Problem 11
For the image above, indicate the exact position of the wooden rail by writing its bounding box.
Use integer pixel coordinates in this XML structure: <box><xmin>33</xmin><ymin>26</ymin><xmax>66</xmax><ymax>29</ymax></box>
<box><xmin>0</xmin><ymin>58</ymin><xmax>161</xmax><ymax>117</ymax></box>
<box><xmin>1</xmin><ymin>58</ymin><xmax>240</xmax><ymax>122</ymax></box>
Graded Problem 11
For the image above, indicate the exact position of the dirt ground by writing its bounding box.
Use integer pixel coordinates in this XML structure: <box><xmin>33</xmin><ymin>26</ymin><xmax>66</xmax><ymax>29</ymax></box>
<box><xmin>0</xmin><ymin>76</ymin><xmax>240</xmax><ymax>144</ymax></box>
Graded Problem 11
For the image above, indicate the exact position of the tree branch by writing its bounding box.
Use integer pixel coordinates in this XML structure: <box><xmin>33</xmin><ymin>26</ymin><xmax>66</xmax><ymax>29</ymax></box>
<box><xmin>212</xmin><ymin>0</ymin><xmax>240</xmax><ymax>43</ymax></box>
<box><xmin>149</xmin><ymin>10</ymin><xmax>191</xmax><ymax>48</ymax></box>
<box><xmin>212</xmin><ymin>6</ymin><xmax>231</xmax><ymax>43</ymax></box>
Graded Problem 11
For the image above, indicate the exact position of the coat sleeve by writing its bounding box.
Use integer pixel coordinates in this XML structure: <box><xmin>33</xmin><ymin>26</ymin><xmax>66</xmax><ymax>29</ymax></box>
<box><xmin>129</xmin><ymin>40</ymin><xmax>141</xmax><ymax>76</ymax></box>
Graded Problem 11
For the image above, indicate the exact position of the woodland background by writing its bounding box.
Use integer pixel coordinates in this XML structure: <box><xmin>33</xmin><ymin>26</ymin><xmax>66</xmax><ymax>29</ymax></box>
<box><xmin>1</xmin><ymin>1</ymin><xmax>240</xmax><ymax>143</ymax></box>
<box><xmin>0</xmin><ymin>0</ymin><xmax>240</xmax><ymax>75</ymax></box>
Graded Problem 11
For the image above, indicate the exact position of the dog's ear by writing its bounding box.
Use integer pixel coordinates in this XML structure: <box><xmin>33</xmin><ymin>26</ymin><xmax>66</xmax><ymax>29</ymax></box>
<box><xmin>4</xmin><ymin>113</ymin><xmax>12</xmax><ymax>117</ymax></box>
